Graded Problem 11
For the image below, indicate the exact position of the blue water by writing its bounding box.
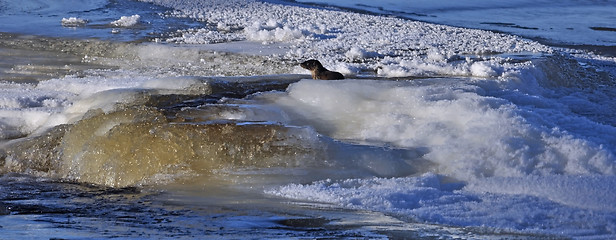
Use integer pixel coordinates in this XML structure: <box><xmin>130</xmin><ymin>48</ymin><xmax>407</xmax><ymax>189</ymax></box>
<box><xmin>0</xmin><ymin>0</ymin><xmax>200</xmax><ymax>41</ymax></box>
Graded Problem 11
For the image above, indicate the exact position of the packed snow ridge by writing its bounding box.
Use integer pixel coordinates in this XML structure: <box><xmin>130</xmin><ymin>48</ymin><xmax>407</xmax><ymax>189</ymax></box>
<box><xmin>141</xmin><ymin>0</ymin><xmax>554</xmax><ymax>77</ymax></box>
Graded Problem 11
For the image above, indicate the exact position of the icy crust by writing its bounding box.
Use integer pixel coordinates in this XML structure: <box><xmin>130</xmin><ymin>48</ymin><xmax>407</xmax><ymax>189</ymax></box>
<box><xmin>142</xmin><ymin>0</ymin><xmax>552</xmax><ymax>76</ymax></box>
<box><xmin>267</xmin><ymin>173</ymin><xmax>616</xmax><ymax>238</ymax></box>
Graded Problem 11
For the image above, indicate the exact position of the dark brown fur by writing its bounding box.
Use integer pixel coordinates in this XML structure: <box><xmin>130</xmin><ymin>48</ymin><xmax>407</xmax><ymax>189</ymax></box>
<box><xmin>300</xmin><ymin>59</ymin><xmax>344</xmax><ymax>80</ymax></box>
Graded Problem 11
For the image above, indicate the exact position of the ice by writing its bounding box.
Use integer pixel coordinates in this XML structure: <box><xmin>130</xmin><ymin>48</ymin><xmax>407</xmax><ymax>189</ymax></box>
<box><xmin>244</xmin><ymin>20</ymin><xmax>306</xmax><ymax>44</ymax></box>
<box><xmin>0</xmin><ymin>35</ymin><xmax>303</xmax><ymax>140</ymax></box>
<box><xmin>345</xmin><ymin>47</ymin><xmax>382</xmax><ymax>61</ymax></box>
<box><xmin>110</xmin><ymin>15</ymin><xmax>140</xmax><ymax>27</ymax></box>
<box><xmin>0</xmin><ymin>71</ymin><xmax>196</xmax><ymax>140</ymax></box>
<box><xmin>138</xmin><ymin>76</ymin><xmax>205</xmax><ymax>92</ymax></box>
<box><xmin>268</xmin><ymin>173</ymin><xmax>616</xmax><ymax>237</ymax></box>
<box><xmin>469</xmin><ymin>61</ymin><xmax>501</xmax><ymax>77</ymax></box>
<box><xmin>166</xmin><ymin>28</ymin><xmax>243</xmax><ymax>44</ymax></box>
<box><xmin>261</xmin><ymin>79</ymin><xmax>616</xmax><ymax>181</ymax></box>
<box><xmin>0</xmin><ymin>82</ymin><xmax>72</xmax><ymax>139</ymax></box>
<box><xmin>465</xmin><ymin>175</ymin><xmax>616</xmax><ymax>212</ymax></box>
<box><xmin>61</xmin><ymin>17</ymin><xmax>87</xmax><ymax>27</ymax></box>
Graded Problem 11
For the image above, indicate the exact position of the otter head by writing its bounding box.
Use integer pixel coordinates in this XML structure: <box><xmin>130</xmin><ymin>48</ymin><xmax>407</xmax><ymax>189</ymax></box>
<box><xmin>300</xmin><ymin>59</ymin><xmax>324</xmax><ymax>71</ymax></box>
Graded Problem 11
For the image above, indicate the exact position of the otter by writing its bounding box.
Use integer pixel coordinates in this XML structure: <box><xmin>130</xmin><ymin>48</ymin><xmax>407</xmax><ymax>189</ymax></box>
<box><xmin>300</xmin><ymin>59</ymin><xmax>344</xmax><ymax>80</ymax></box>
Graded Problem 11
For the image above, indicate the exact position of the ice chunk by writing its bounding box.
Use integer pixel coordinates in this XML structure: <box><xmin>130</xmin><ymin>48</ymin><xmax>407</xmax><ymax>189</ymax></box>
<box><xmin>61</xmin><ymin>17</ymin><xmax>87</xmax><ymax>27</ymax></box>
<box><xmin>111</xmin><ymin>15</ymin><xmax>140</xmax><ymax>27</ymax></box>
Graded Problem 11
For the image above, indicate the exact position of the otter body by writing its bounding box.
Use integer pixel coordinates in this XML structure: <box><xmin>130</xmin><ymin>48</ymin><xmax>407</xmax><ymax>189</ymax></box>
<box><xmin>300</xmin><ymin>59</ymin><xmax>344</xmax><ymax>80</ymax></box>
